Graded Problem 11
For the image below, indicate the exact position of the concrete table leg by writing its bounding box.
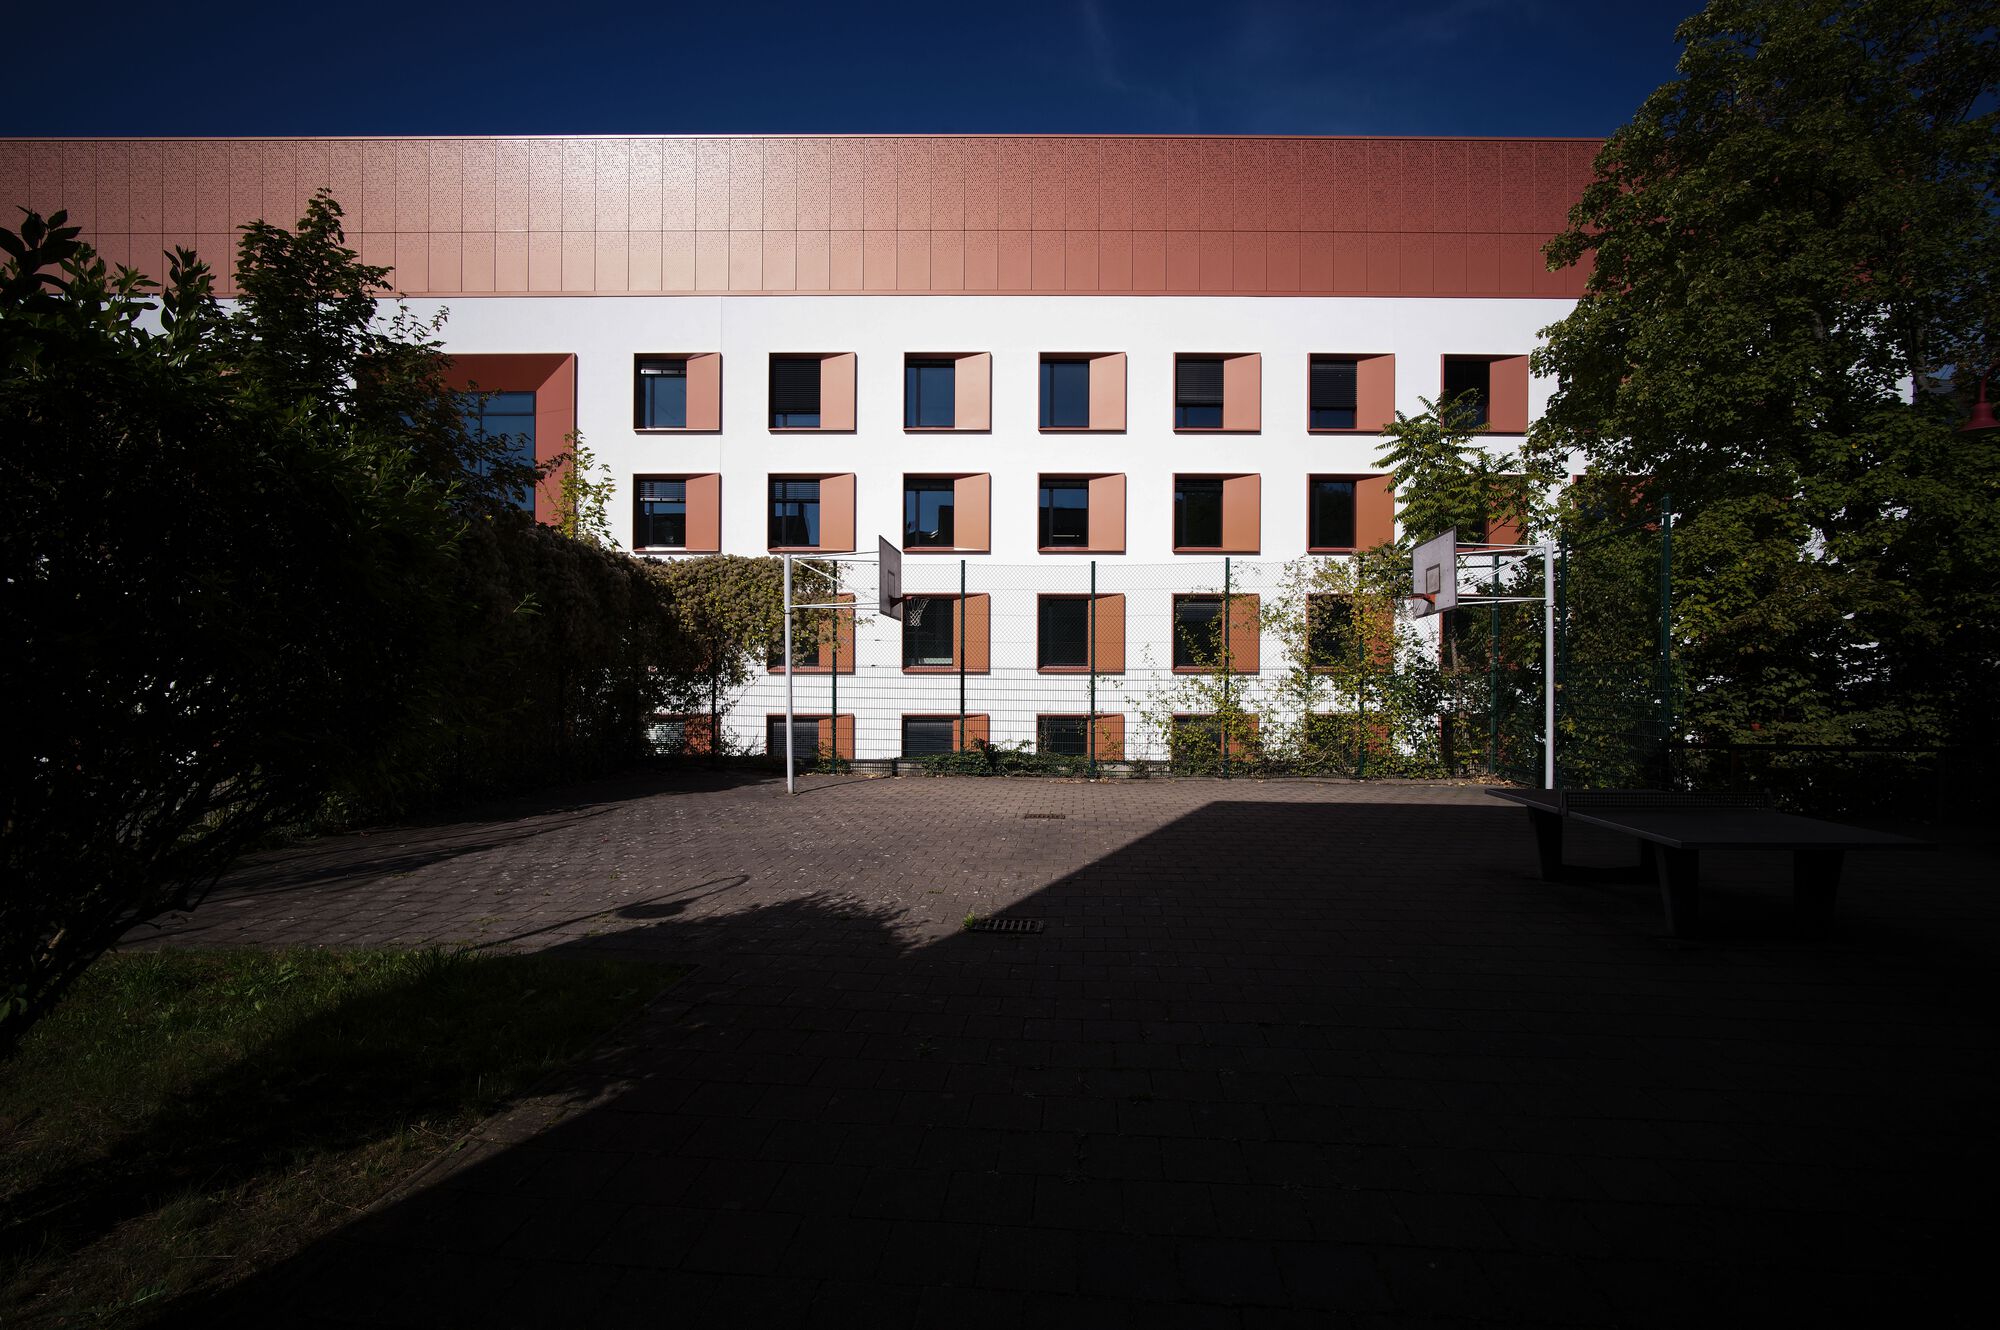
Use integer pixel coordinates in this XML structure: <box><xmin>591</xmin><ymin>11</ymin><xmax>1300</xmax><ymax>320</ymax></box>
<box><xmin>1655</xmin><ymin>846</ymin><xmax>1700</xmax><ymax>937</ymax></box>
<box><xmin>1528</xmin><ymin>809</ymin><xmax>1564</xmax><ymax>882</ymax></box>
<box><xmin>1793</xmin><ymin>848</ymin><xmax>1845</xmax><ymax>933</ymax></box>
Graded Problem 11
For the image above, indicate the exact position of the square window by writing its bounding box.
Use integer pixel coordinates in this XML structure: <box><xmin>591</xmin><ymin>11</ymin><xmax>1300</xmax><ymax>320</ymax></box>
<box><xmin>1174</xmin><ymin>478</ymin><xmax>1224</xmax><ymax>549</ymax></box>
<box><xmin>1442</xmin><ymin>358</ymin><xmax>1491</xmax><ymax>427</ymax></box>
<box><xmin>1309</xmin><ymin>478</ymin><xmax>1357</xmax><ymax>549</ymax></box>
<box><xmin>904</xmin><ymin>478</ymin><xmax>956</xmax><ymax>548</ymax></box>
<box><xmin>905</xmin><ymin>358</ymin><xmax>956</xmax><ymax>429</ymax></box>
<box><xmin>1310</xmin><ymin>357</ymin><xmax>1358</xmax><ymax>430</ymax></box>
<box><xmin>766</xmin><ymin>715</ymin><xmax>822</xmax><ymax>761</ymax></box>
<box><xmin>1040</xmin><ymin>358</ymin><xmax>1091</xmax><ymax>428</ymax></box>
<box><xmin>1173</xmin><ymin>595</ymin><xmax>1223</xmax><ymax>670</ymax></box>
<box><xmin>902</xmin><ymin>596</ymin><xmax>956</xmax><ymax>668</ymax></box>
<box><xmin>635</xmin><ymin>358</ymin><xmax>687</xmax><ymax>429</ymax></box>
<box><xmin>1040</xmin><ymin>479</ymin><xmax>1091</xmax><ymax>548</ymax></box>
<box><xmin>1038</xmin><ymin>716</ymin><xmax>1089</xmax><ymax>757</ymax></box>
<box><xmin>460</xmin><ymin>389</ymin><xmax>536</xmax><ymax>510</ymax></box>
<box><xmin>1169</xmin><ymin>714</ymin><xmax>1225</xmax><ymax>762</ymax></box>
<box><xmin>1308</xmin><ymin>593</ymin><xmax>1361</xmax><ymax>667</ymax></box>
<box><xmin>902</xmin><ymin>716</ymin><xmax>957</xmax><ymax>756</ymax></box>
<box><xmin>769</xmin><ymin>478</ymin><xmax>821</xmax><ymax>547</ymax></box>
<box><xmin>770</xmin><ymin>356</ymin><xmax>822</xmax><ymax>428</ymax></box>
<box><xmin>635</xmin><ymin>478</ymin><xmax>687</xmax><ymax>548</ymax></box>
<box><xmin>1038</xmin><ymin>597</ymin><xmax>1090</xmax><ymax>669</ymax></box>
<box><xmin>1175</xmin><ymin>356</ymin><xmax>1224</xmax><ymax>429</ymax></box>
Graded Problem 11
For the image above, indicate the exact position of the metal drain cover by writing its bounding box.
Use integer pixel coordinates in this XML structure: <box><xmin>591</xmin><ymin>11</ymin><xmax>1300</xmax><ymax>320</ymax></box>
<box><xmin>966</xmin><ymin>916</ymin><xmax>1046</xmax><ymax>934</ymax></box>
<box><xmin>1022</xmin><ymin>813</ymin><xmax>1067</xmax><ymax>820</ymax></box>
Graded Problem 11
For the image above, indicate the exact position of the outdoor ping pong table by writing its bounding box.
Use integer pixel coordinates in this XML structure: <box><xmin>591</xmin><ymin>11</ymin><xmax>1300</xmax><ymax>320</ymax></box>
<box><xmin>1489</xmin><ymin>788</ymin><xmax>1931</xmax><ymax>937</ymax></box>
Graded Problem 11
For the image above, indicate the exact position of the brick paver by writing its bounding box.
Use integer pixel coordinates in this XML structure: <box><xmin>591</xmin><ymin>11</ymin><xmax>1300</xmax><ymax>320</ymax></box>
<box><xmin>143</xmin><ymin>770</ymin><xmax>2000</xmax><ymax>1326</ymax></box>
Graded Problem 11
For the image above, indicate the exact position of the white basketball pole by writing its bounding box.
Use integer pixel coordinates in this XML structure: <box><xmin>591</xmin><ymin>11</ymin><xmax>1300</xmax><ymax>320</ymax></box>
<box><xmin>1543</xmin><ymin>541</ymin><xmax>1557</xmax><ymax>790</ymax></box>
<box><xmin>782</xmin><ymin>553</ymin><xmax>795</xmax><ymax>795</ymax></box>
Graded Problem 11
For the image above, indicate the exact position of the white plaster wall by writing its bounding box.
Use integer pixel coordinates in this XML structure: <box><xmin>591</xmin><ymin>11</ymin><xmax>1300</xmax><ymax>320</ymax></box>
<box><xmin>408</xmin><ymin>294</ymin><xmax>1575</xmax><ymax>758</ymax></box>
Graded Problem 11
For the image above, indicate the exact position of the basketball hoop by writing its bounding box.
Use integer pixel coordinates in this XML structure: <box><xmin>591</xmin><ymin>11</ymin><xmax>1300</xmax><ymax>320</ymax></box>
<box><xmin>1396</xmin><ymin>592</ymin><xmax>1438</xmax><ymax>621</ymax></box>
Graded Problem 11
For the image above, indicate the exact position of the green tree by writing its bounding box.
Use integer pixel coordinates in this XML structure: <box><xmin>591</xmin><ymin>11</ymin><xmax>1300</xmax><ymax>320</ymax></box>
<box><xmin>1527</xmin><ymin>0</ymin><xmax>2000</xmax><ymax>752</ymax></box>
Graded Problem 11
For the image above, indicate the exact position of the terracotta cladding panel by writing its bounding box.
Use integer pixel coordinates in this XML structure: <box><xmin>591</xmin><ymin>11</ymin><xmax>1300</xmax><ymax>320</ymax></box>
<box><xmin>360</xmin><ymin>140</ymin><xmax>396</xmax><ymax>235</ymax></box>
<box><xmin>762</xmin><ymin>138</ymin><xmax>797</xmax><ymax>230</ymax></box>
<box><xmin>897</xmin><ymin>138</ymin><xmax>930</xmax><ymax>230</ymax></box>
<box><xmin>395</xmin><ymin>140</ymin><xmax>428</xmax><ymax>232</ymax></box>
<box><xmin>10</xmin><ymin>134</ymin><xmax>1600</xmax><ymax>297</ymax></box>
<box><xmin>863</xmin><ymin>138</ymin><xmax>899</xmax><ymax>230</ymax></box>
<box><xmin>828</xmin><ymin>140</ymin><xmax>863</xmax><ymax>229</ymax></box>
<box><xmin>661</xmin><ymin>140</ymin><xmax>697</xmax><ymax>230</ymax></box>
<box><xmin>695</xmin><ymin>139</ymin><xmax>730</xmax><ymax>230</ymax></box>
<box><xmin>793</xmin><ymin>139</ymin><xmax>829</xmax><ymax>229</ymax></box>
<box><xmin>928</xmin><ymin>139</ymin><xmax>963</xmax><ymax>229</ymax></box>
<box><xmin>595</xmin><ymin>139</ymin><xmax>630</xmax><ymax>232</ymax></box>
<box><xmin>729</xmin><ymin>138</ymin><xmax>762</xmax><ymax>231</ymax></box>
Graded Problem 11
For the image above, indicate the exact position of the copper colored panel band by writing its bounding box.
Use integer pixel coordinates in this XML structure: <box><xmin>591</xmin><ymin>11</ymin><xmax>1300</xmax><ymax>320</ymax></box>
<box><xmin>1356</xmin><ymin>353</ymin><xmax>1395</xmax><ymax>432</ymax></box>
<box><xmin>954</xmin><ymin>352</ymin><xmax>991</xmax><ymax>430</ymax></box>
<box><xmin>1087</xmin><ymin>473</ymin><xmax>1126</xmax><ymax>552</ymax></box>
<box><xmin>685</xmin><ymin>472</ymin><xmax>722</xmax><ymax>551</ymax></box>
<box><xmin>818</xmin><ymin>472</ymin><xmax>856</xmax><ymax>551</ymax></box>
<box><xmin>1091</xmin><ymin>713</ymin><xmax>1125</xmax><ymax>762</ymax></box>
<box><xmin>1228</xmin><ymin>593</ymin><xmax>1261</xmax><ymax>674</ymax></box>
<box><xmin>1088</xmin><ymin>353</ymin><xmax>1126</xmax><ymax>431</ymax></box>
<box><xmin>1356</xmin><ymin>475</ymin><xmax>1396</xmax><ymax>548</ymax></box>
<box><xmin>954</xmin><ymin>473</ymin><xmax>991</xmax><ymax>553</ymax></box>
<box><xmin>1092</xmin><ymin>593</ymin><xmax>1126</xmax><ymax>674</ymax></box>
<box><xmin>1220</xmin><ymin>473</ymin><xmax>1261</xmax><ymax>553</ymax></box>
<box><xmin>686</xmin><ymin>352</ymin><xmax>722</xmax><ymax>431</ymax></box>
<box><xmin>820</xmin><ymin>352</ymin><xmax>857</xmax><ymax>431</ymax></box>
<box><xmin>1222</xmin><ymin>353</ymin><xmax>1261</xmax><ymax>432</ymax></box>
<box><xmin>1488</xmin><ymin>354</ymin><xmax>1531</xmax><ymax>433</ymax></box>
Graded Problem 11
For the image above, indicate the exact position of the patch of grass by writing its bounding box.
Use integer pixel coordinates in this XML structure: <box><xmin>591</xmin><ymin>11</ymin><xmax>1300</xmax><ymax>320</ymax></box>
<box><xmin>0</xmin><ymin>947</ymin><xmax>683</xmax><ymax>1324</ymax></box>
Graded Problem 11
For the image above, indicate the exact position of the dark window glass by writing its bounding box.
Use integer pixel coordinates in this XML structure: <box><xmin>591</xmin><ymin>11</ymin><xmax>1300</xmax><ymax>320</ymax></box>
<box><xmin>1038</xmin><ymin>716</ymin><xmax>1088</xmax><ymax>756</ymax></box>
<box><xmin>1038</xmin><ymin>597</ymin><xmax>1090</xmax><ymax>669</ymax></box>
<box><xmin>460</xmin><ymin>390</ymin><xmax>536</xmax><ymax>510</ymax></box>
<box><xmin>1442</xmin><ymin>358</ymin><xmax>1491</xmax><ymax>427</ymax></box>
<box><xmin>1309</xmin><ymin>478</ymin><xmax>1357</xmax><ymax>549</ymax></box>
<box><xmin>770</xmin><ymin>357</ymin><xmax>822</xmax><ymax>428</ymax></box>
<box><xmin>766</xmin><ymin>716</ymin><xmax>822</xmax><ymax>762</ymax></box>
<box><xmin>905</xmin><ymin>359</ymin><xmax>956</xmax><ymax>428</ymax></box>
<box><xmin>904</xmin><ymin>478</ymin><xmax>956</xmax><ymax>548</ymax></box>
<box><xmin>1173</xmin><ymin>596</ymin><xmax>1222</xmax><ymax>669</ymax></box>
<box><xmin>655</xmin><ymin>716</ymin><xmax>687</xmax><ymax>752</ymax></box>
<box><xmin>1039</xmin><ymin>480</ymin><xmax>1090</xmax><ymax>548</ymax></box>
<box><xmin>1310</xmin><ymin>357</ymin><xmax>1358</xmax><ymax>430</ymax></box>
<box><xmin>902</xmin><ymin>596</ymin><xmax>956</xmax><ymax>667</ymax></box>
<box><xmin>902</xmin><ymin>716</ymin><xmax>957</xmax><ymax>756</ymax></box>
<box><xmin>769</xmin><ymin>478</ymin><xmax>820</xmax><ymax>547</ymax></box>
<box><xmin>1174</xmin><ymin>478</ymin><xmax>1224</xmax><ymax>549</ymax></box>
<box><xmin>635</xmin><ymin>358</ymin><xmax>688</xmax><ymax>429</ymax></box>
<box><xmin>635</xmin><ymin>478</ymin><xmax>688</xmax><ymax>548</ymax></box>
<box><xmin>1040</xmin><ymin>359</ymin><xmax>1090</xmax><ymax>428</ymax></box>
<box><xmin>1175</xmin><ymin>357</ymin><xmax>1224</xmax><ymax>429</ymax></box>
<box><xmin>1308</xmin><ymin>593</ymin><xmax>1361</xmax><ymax>666</ymax></box>
<box><xmin>1170</xmin><ymin>714</ymin><xmax>1224</xmax><ymax>759</ymax></box>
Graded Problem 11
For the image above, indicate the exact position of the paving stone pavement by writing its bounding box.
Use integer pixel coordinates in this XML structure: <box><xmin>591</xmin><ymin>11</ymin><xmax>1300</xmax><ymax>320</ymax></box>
<box><xmin>138</xmin><ymin>769</ymin><xmax>2000</xmax><ymax>1327</ymax></box>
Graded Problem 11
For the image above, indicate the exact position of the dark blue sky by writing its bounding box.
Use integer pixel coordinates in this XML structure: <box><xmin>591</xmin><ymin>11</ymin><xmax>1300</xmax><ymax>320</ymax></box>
<box><xmin>19</xmin><ymin>0</ymin><xmax>1697</xmax><ymax>138</ymax></box>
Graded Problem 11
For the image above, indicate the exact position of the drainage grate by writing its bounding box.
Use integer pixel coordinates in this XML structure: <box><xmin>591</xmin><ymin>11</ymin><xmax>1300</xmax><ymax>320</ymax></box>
<box><xmin>1022</xmin><ymin>813</ymin><xmax>1068</xmax><ymax>820</ymax></box>
<box><xmin>966</xmin><ymin>916</ymin><xmax>1046</xmax><ymax>934</ymax></box>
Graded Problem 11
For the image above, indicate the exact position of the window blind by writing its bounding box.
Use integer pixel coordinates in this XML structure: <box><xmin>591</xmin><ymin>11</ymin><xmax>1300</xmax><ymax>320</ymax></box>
<box><xmin>1310</xmin><ymin>359</ymin><xmax>1357</xmax><ymax>411</ymax></box>
<box><xmin>770</xmin><ymin>358</ymin><xmax>821</xmax><ymax>413</ymax></box>
<box><xmin>1176</xmin><ymin>358</ymin><xmax>1225</xmax><ymax>406</ymax></box>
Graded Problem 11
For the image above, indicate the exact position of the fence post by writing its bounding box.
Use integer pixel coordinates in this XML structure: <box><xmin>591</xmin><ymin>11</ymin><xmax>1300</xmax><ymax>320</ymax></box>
<box><xmin>1489</xmin><ymin>552</ymin><xmax>1501</xmax><ymax>776</ymax></box>
<box><xmin>1555</xmin><ymin>528</ymin><xmax>1569</xmax><ymax>789</ymax></box>
<box><xmin>782</xmin><ymin>552</ymin><xmax>795</xmax><ymax>795</ymax></box>
<box><xmin>1088</xmin><ymin>559</ymin><xmax>1098</xmax><ymax>779</ymax></box>
<box><xmin>1658</xmin><ymin>493</ymin><xmax>1675</xmax><ymax>787</ymax></box>
<box><xmin>959</xmin><ymin>557</ymin><xmax>968</xmax><ymax>750</ymax></box>
<box><xmin>829</xmin><ymin>582</ymin><xmax>838</xmax><ymax>772</ymax></box>
<box><xmin>1221</xmin><ymin>557</ymin><xmax>1232</xmax><ymax>778</ymax></box>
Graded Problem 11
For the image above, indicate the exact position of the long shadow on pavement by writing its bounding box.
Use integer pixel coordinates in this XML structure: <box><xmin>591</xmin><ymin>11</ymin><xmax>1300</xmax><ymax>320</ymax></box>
<box><xmin>175</xmin><ymin>796</ymin><xmax>1998</xmax><ymax>1327</ymax></box>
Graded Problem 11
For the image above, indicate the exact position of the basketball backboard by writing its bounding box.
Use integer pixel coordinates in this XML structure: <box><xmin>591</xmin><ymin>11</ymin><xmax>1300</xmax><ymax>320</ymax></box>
<box><xmin>1410</xmin><ymin>528</ymin><xmax>1458</xmax><ymax>616</ymax></box>
<box><xmin>877</xmin><ymin>536</ymin><xmax>902</xmax><ymax>621</ymax></box>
